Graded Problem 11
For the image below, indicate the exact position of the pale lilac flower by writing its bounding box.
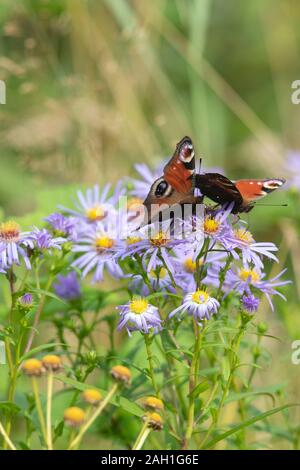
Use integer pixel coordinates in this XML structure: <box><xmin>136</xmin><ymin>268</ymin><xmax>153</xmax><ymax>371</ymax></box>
<box><xmin>169</xmin><ymin>290</ymin><xmax>219</xmax><ymax>322</ymax></box>
<box><xmin>0</xmin><ymin>221</ymin><xmax>32</xmax><ymax>270</ymax></box>
<box><xmin>123</xmin><ymin>220</ymin><xmax>185</xmax><ymax>273</ymax></box>
<box><xmin>129</xmin><ymin>265</ymin><xmax>174</xmax><ymax>295</ymax></box>
<box><xmin>72</xmin><ymin>223</ymin><xmax>124</xmax><ymax>282</ymax></box>
<box><xmin>173</xmin><ymin>246</ymin><xmax>226</xmax><ymax>292</ymax></box>
<box><xmin>59</xmin><ymin>184</ymin><xmax>116</xmax><ymax>225</ymax></box>
<box><xmin>18</xmin><ymin>293</ymin><xmax>34</xmax><ymax>308</ymax></box>
<box><xmin>129</xmin><ymin>162</ymin><xmax>165</xmax><ymax>200</ymax></box>
<box><xmin>26</xmin><ymin>228</ymin><xmax>65</xmax><ymax>252</ymax></box>
<box><xmin>285</xmin><ymin>151</ymin><xmax>300</xmax><ymax>190</ymax></box>
<box><xmin>117</xmin><ymin>298</ymin><xmax>162</xmax><ymax>335</ymax></box>
<box><xmin>53</xmin><ymin>272</ymin><xmax>81</xmax><ymax>300</ymax></box>
<box><xmin>224</xmin><ymin>266</ymin><xmax>291</xmax><ymax>311</ymax></box>
<box><xmin>45</xmin><ymin>213</ymin><xmax>77</xmax><ymax>240</ymax></box>
<box><xmin>242</xmin><ymin>293</ymin><xmax>260</xmax><ymax>313</ymax></box>
<box><xmin>225</xmin><ymin>226</ymin><xmax>278</xmax><ymax>270</ymax></box>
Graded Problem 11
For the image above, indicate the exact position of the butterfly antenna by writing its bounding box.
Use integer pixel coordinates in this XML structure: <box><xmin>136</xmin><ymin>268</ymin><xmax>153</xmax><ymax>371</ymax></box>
<box><xmin>199</xmin><ymin>157</ymin><xmax>202</xmax><ymax>174</ymax></box>
<box><xmin>253</xmin><ymin>203</ymin><xmax>288</xmax><ymax>207</ymax></box>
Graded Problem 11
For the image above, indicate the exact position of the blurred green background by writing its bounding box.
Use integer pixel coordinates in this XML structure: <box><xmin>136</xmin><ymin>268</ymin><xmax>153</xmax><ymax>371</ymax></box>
<box><xmin>0</xmin><ymin>0</ymin><xmax>300</xmax><ymax>447</ymax></box>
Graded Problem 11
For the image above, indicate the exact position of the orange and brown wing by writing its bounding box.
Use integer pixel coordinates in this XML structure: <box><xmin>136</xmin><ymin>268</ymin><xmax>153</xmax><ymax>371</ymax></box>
<box><xmin>163</xmin><ymin>136</ymin><xmax>195</xmax><ymax>194</ymax></box>
<box><xmin>234</xmin><ymin>178</ymin><xmax>285</xmax><ymax>205</ymax></box>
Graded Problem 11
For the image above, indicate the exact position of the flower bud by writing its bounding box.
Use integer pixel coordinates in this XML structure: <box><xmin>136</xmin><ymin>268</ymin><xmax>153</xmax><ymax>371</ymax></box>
<box><xmin>22</xmin><ymin>358</ymin><xmax>44</xmax><ymax>377</ymax></box>
<box><xmin>142</xmin><ymin>396</ymin><xmax>164</xmax><ymax>412</ymax></box>
<box><xmin>42</xmin><ymin>354</ymin><xmax>62</xmax><ymax>372</ymax></box>
<box><xmin>110</xmin><ymin>365</ymin><xmax>131</xmax><ymax>385</ymax></box>
<box><xmin>144</xmin><ymin>412</ymin><xmax>163</xmax><ymax>431</ymax></box>
<box><xmin>82</xmin><ymin>389</ymin><xmax>102</xmax><ymax>406</ymax></box>
<box><xmin>64</xmin><ymin>407</ymin><xmax>85</xmax><ymax>427</ymax></box>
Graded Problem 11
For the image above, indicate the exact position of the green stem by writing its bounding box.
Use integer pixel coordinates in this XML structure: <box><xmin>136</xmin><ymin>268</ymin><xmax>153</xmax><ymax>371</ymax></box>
<box><xmin>23</xmin><ymin>275</ymin><xmax>54</xmax><ymax>354</ymax></box>
<box><xmin>68</xmin><ymin>383</ymin><xmax>118</xmax><ymax>450</ymax></box>
<box><xmin>144</xmin><ymin>334</ymin><xmax>160</xmax><ymax>397</ymax></box>
<box><xmin>46</xmin><ymin>372</ymin><xmax>53</xmax><ymax>450</ymax></box>
<box><xmin>0</xmin><ymin>420</ymin><xmax>16</xmax><ymax>450</ymax></box>
<box><xmin>31</xmin><ymin>377</ymin><xmax>47</xmax><ymax>446</ymax></box>
<box><xmin>182</xmin><ymin>324</ymin><xmax>202</xmax><ymax>449</ymax></box>
<box><xmin>132</xmin><ymin>420</ymin><xmax>151</xmax><ymax>450</ymax></box>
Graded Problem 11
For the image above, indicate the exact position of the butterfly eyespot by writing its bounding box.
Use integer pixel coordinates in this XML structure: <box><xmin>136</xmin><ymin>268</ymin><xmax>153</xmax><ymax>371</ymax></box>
<box><xmin>154</xmin><ymin>180</ymin><xmax>170</xmax><ymax>197</ymax></box>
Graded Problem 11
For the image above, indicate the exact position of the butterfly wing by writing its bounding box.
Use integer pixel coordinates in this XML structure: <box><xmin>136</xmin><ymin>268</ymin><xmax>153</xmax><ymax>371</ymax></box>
<box><xmin>163</xmin><ymin>136</ymin><xmax>196</xmax><ymax>194</ymax></box>
<box><xmin>142</xmin><ymin>136</ymin><xmax>197</xmax><ymax>224</ymax></box>
<box><xmin>195</xmin><ymin>173</ymin><xmax>243</xmax><ymax>210</ymax></box>
<box><xmin>234</xmin><ymin>178</ymin><xmax>286</xmax><ymax>206</ymax></box>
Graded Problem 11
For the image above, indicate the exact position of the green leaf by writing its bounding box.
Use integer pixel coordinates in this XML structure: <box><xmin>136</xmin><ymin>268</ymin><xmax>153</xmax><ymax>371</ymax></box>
<box><xmin>55</xmin><ymin>376</ymin><xmax>143</xmax><ymax>417</ymax></box>
<box><xmin>0</xmin><ymin>401</ymin><xmax>20</xmax><ymax>415</ymax></box>
<box><xmin>189</xmin><ymin>380</ymin><xmax>211</xmax><ymax>399</ymax></box>
<box><xmin>203</xmin><ymin>404</ymin><xmax>299</xmax><ymax>449</ymax></box>
<box><xmin>29</xmin><ymin>287</ymin><xmax>67</xmax><ymax>304</ymax></box>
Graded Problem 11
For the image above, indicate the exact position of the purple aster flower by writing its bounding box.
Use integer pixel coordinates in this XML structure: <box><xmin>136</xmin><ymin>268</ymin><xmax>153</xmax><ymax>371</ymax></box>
<box><xmin>0</xmin><ymin>221</ymin><xmax>32</xmax><ymax>270</ymax></box>
<box><xmin>224</xmin><ymin>266</ymin><xmax>291</xmax><ymax>311</ymax></box>
<box><xmin>224</xmin><ymin>226</ymin><xmax>278</xmax><ymax>270</ymax></box>
<box><xmin>129</xmin><ymin>162</ymin><xmax>165</xmax><ymax>200</ymax></box>
<box><xmin>173</xmin><ymin>246</ymin><xmax>226</xmax><ymax>292</ymax></box>
<box><xmin>169</xmin><ymin>290</ymin><xmax>219</xmax><ymax>322</ymax></box>
<box><xmin>59</xmin><ymin>184</ymin><xmax>117</xmax><ymax>225</ymax></box>
<box><xmin>18</xmin><ymin>293</ymin><xmax>34</xmax><ymax>308</ymax></box>
<box><xmin>117</xmin><ymin>297</ymin><xmax>162</xmax><ymax>335</ymax></box>
<box><xmin>242</xmin><ymin>293</ymin><xmax>260</xmax><ymax>313</ymax></box>
<box><xmin>25</xmin><ymin>228</ymin><xmax>65</xmax><ymax>251</ymax></box>
<box><xmin>45</xmin><ymin>213</ymin><xmax>77</xmax><ymax>240</ymax></box>
<box><xmin>72</xmin><ymin>223</ymin><xmax>124</xmax><ymax>282</ymax></box>
<box><xmin>53</xmin><ymin>272</ymin><xmax>81</xmax><ymax>300</ymax></box>
<box><xmin>123</xmin><ymin>220</ymin><xmax>186</xmax><ymax>274</ymax></box>
<box><xmin>129</xmin><ymin>265</ymin><xmax>174</xmax><ymax>295</ymax></box>
<box><xmin>285</xmin><ymin>151</ymin><xmax>300</xmax><ymax>190</ymax></box>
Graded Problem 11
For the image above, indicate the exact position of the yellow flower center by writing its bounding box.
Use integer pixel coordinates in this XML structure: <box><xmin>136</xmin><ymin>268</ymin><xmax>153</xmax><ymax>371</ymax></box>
<box><xmin>150</xmin><ymin>267</ymin><xmax>167</xmax><ymax>279</ymax></box>
<box><xmin>184</xmin><ymin>257</ymin><xmax>201</xmax><ymax>273</ymax></box>
<box><xmin>130</xmin><ymin>298</ymin><xmax>148</xmax><ymax>314</ymax></box>
<box><xmin>0</xmin><ymin>221</ymin><xmax>20</xmax><ymax>242</ymax></box>
<box><xmin>127</xmin><ymin>236</ymin><xmax>142</xmax><ymax>245</ymax></box>
<box><xmin>150</xmin><ymin>231</ymin><xmax>168</xmax><ymax>247</ymax></box>
<box><xmin>204</xmin><ymin>217</ymin><xmax>220</xmax><ymax>235</ymax></box>
<box><xmin>86</xmin><ymin>205</ymin><xmax>105</xmax><ymax>221</ymax></box>
<box><xmin>234</xmin><ymin>228</ymin><xmax>254</xmax><ymax>244</ymax></box>
<box><xmin>192</xmin><ymin>290</ymin><xmax>209</xmax><ymax>304</ymax></box>
<box><xmin>239</xmin><ymin>268</ymin><xmax>260</xmax><ymax>284</ymax></box>
<box><xmin>95</xmin><ymin>236</ymin><xmax>114</xmax><ymax>251</ymax></box>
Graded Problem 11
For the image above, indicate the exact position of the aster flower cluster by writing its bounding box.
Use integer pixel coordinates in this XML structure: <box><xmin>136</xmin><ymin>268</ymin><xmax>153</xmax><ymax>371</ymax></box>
<box><xmin>0</xmin><ymin>161</ymin><xmax>290</xmax><ymax>332</ymax></box>
<box><xmin>0</xmin><ymin>159</ymin><xmax>293</xmax><ymax>452</ymax></box>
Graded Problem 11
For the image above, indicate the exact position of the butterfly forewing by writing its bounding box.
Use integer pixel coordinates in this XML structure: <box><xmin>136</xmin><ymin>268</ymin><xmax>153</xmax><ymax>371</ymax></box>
<box><xmin>163</xmin><ymin>136</ymin><xmax>195</xmax><ymax>194</ymax></box>
<box><xmin>234</xmin><ymin>178</ymin><xmax>285</xmax><ymax>205</ymax></box>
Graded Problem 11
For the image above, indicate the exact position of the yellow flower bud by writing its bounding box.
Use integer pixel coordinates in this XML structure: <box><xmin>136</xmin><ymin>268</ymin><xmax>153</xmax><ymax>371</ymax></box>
<box><xmin>42</xmin><ymin>354</ymin><xmax>62</xmax><ymax>371</ymax></box>
<box><xmin>110</xmin><ymin>365</ymin><xmax>131</xmax><ymax>385</ymax></box>
<box><xmin>82</xmin><ymin>389</ymin><xmax>102</xmax><ymax>406</ymax></box>
<box><xmin>64</xmin><ymin>407</ymin><xmax>85</xmax><ymax>427</ymax></box>
<box><xmin>142</xmin><ymin>396</ymin><xmax>164</xmax><ymax>412</ymax></box>
<box><xmin>22</xmin><ymin>358</ymin><xmax>44</xmax><ymax>377</ymax></box>
<box><xmin>144</xmin><ymin>412</ymin><xmax>163</xmax><ymax>431</ymax></box>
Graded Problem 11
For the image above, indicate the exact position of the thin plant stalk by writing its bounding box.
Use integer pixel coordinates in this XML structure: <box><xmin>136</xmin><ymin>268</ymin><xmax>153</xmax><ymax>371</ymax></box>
<box><xmin>46</xmin><ymin>372</ymin><xmax>54</xmax><ymax>450</ymax></box>
<box><xmin>132</xmin><ymin>420</ymin><xmax>151</xmax><ymax>450</ymax></box>
<box><xmin>68</xmin><ymin>383</ymin><xmax>118</xmax><ymax>450</ymax></box>
<box><xmin>0</xmin><ymin>420</ymin><xmax>16</xmax><ymax>450</ymax></box>
<box><xmin>182</xmin><ymin>324</ymin><xmax>202</xmax><ymax>449</ymax></box>
<box><xmin>31</xmin><ymin>377</ymin><xmax>47</xmax><ymax>446</ymax></box>
<box><xmin>144</xmin><ymin>334</ymin><xmax>160</xmax><ymax>398</ymax></box>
